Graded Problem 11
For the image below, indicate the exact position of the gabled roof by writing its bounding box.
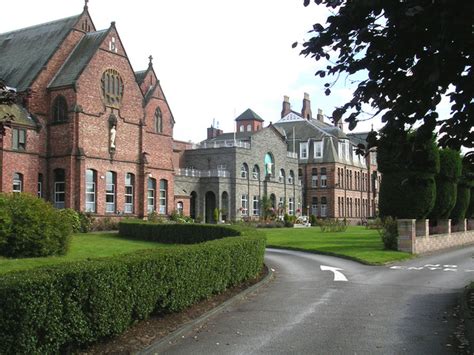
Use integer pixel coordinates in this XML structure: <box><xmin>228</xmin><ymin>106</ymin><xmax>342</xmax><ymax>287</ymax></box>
<box><xmin>0</xmin><ymin>14</ymin><xmax>82</xmax><ymax>91</ymax></box>
<box><xmin>235</xmin><ymin>108</ymin><xmax>264</xmax><ymax>122</ymax></box>
<box><xmin>49</xmin><ymin>29</ymin><xmax>109</xmax><ymax>89</ymax></box>
<box><xmin>134</xmin><ymin>70</ymin><xmax>147</xmax><ymax>84</ymax></box>
<box><xmin>0</xmin><ymin>103</ymin><xmax>38</xmax><ymax>128</ymax></box>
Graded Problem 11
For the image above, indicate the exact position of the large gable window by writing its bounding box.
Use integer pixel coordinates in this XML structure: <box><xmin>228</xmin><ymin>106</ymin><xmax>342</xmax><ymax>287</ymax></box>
<box><xmin>52</xmin><ymin>95</ymin><xmax>68</xmax><ymax>122</ymax></box>
<box><xmin>101</xmin><ymin>69</ymin><xmax>123</xmax><ymax>107</ymax></box>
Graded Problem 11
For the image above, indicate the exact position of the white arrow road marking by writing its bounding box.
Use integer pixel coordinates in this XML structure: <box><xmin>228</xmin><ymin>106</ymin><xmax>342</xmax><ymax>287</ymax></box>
<box><xmin>320</xmin><ymin>265</ymin><xmax>348</xmax><ymax>282</ymax></box>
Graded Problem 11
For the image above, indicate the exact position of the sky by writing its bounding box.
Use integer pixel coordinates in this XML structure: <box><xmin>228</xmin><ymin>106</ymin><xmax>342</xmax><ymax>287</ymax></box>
<box><xmin>0</xmin><ymin>0</ymin><xmax>450</xmax><ymax>143</ymax></box>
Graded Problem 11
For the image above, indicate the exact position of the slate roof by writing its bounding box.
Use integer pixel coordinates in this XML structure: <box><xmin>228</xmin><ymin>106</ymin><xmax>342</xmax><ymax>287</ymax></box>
<box><xmin>0</xmin><ymin>14</ymin><xmax>81</xmax><ymax>91</ymax></box>
<box><xmin>0</xmin><ymin>103</ymin><xmax>38</xmax><ymax>127</ymax></box>
<box><xmin>235</xmin><ymin>108</ymin><xmax>264</xmax><ymax>122</ymax></box>
<box><xmin>49</xmin><ymin>29</ymin><xmax>109</xmax><ymax>88</ymax></box>
<box><xmin>135</xmin><ymin>70</ymin><xmax>147</xmax><ymax>84</ymax></box>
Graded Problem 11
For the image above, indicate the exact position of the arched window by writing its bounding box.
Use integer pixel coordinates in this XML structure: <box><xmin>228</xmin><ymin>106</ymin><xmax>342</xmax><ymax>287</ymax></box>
<box><xmin>101</xmin><ymin>69</ymin><xmax>123</xmax><ymax>107</ymax></box>
<box><xmin>13</xmin><ymin>172</ymin><xmax>23</xmax><ymax>192</ymax></box>
<box><xmin>85</xmin><ymin>169</ymin><xmax>96</xmax><ymax>212</ymax></box>
<box><xmin>154</xmin><ymin>107</ymin><xmax>163</xmax><ymax>133</ymax></box>
<box><xmin>321</xmin><ymin>197</ymin><xmax>327</xmax><ymax>217</ymax></box>
<box><xmin>239</xmin><ymin>125</ymin><xmax>244</xmax><ymax>132</ymax></box>
<box><xmin>124</xmin><ymin>173</ymin><xmax>134</xmax><ymax>213</ymax></box>
<box><xmin>52</xmin><ymin>95</ymin><xmax>68</xmax><ymax>122</ymax></box>
<box><xmin>279</xmin><ymin>169</ymin><xmax>285</xmax><ymax>183</ymax></box>
<box><xmin>147</xmin><ymin>178</ymin><xmax>156</xmax><ymax>213</ymax></box>
<box><xmin>159</xmin><ymin>179</ymin><xmax>168</xmax><ymax>214</ymax></box>
<box><xmin>105</xmin><ymin>171</ymin><xmax>116</xmax><ymax>213</ymax></box>
<box><xmin>246</xmin><ymin>124</ymin><xmax>252</xmax><ymax>132</ymax></box>
<box><xmin>241</xmin><ymin>163</ymin><xmax>249</xmax><ymax>179</ymax></box>
<box><xmin>288</xmin><ymin>170</ymin><xmax>295</xmax><ymax>184</ymax></box>
<box><xmin>264</xmin><ymin>153</ymin><xmax>274</xmax><ymax>176</ymax></box>
<box><xmin>252</xmin><ymin>165</ymin><xmax>260</xmax><ymax>180</ymax></box>
<box><xmin>54</xmin><ymin>169</ymin><xmax>66</xmax><ymax>209</ymax></box>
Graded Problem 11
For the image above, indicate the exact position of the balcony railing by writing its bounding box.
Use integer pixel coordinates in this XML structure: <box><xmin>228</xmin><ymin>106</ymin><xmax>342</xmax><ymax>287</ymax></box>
<box><xmin>191</xmin><ymin>140</ymin><xmax>250</xmax><ymax>150</ymax></box>
<box><xmin>176</xmin><ymin>168</ymin><xmax>230</xmax><ymax>178</ymax></box>
<box><xmin>287</xmin><ymin>152</ymin><xmax>298</xmax><ymax>159</ymax></box>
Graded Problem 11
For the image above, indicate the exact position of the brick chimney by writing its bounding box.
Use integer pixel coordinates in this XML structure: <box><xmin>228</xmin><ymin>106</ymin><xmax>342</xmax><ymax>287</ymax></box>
<box><xmin>317</xmin><ymin>108</ymin><xmax>324</xmax><ymax>122</ymax></box>
<box><xmin>281</xmin><ymin>95</ymin><xmax>291</xmax><ymax>118</ymax></box>
<box><xmin>301</xmin><ymin>92</ymin><xmax>312</xmax><ymax>120</ymax></box>
<box><xmin>207</xmin><ymin>125</ymin><xmax>223</xmax><ymax>139</ymax></box>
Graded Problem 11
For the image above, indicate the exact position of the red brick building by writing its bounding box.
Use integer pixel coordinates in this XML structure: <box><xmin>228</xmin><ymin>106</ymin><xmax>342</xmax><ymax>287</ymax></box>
<box><xmin>0</xmin><ymin>4</ymin><xmax>176</xmax><ymax>217</ymax></box>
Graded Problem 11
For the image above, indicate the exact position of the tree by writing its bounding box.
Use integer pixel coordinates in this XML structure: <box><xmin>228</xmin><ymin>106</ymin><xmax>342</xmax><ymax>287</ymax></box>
<box><xmin>297</xmin><ymin>0</ymin><xmax>473</xmax><ymax>161</ymax></box>
<box><xmin>429</xmin><ymin>149</ymin><xmax>462</xmax><ymax>220</ymax></box>
<box><xmin>450</xmin><ymin>160</ymin><xmax>474</xmax><ymax>223</ymax></box>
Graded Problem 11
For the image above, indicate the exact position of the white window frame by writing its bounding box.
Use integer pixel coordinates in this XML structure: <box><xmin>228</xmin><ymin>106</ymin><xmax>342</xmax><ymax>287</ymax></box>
<box><xmin>85</xmin><ymin>170</ymin><xmax>96</xmax><ymax>212</ymax></box>
<box><xmin>13</xmin><ymin>173</ymin><xmax>22</xmax><ymax>192</ymax></box>
<box><xmin>239</xmin><ymin>125</ymin><xmax>244</xmax><ymax>132</ymax></box>
<box><xmin>252</xmin><ymin>166</ymin><xmax>259</xmax><ymax>180</ymax></box>
<box><xmin>105</xmin><ymin>172</ymin><xmax>116</xmax><ymax>214</ymax></box>
<box><xmin>252</xmin><ymin>195</ymin><xmax>259</xmax><ymax>216</ymax></box>
<box><xmin>241</xmin><ymin>164</ymin><xmax>248</xmax><ymax>179</ymax></box>
<box><xmin>288</xmin><ymin>197</ymin><xmax>294</xmax><ymax>215</ymax></box>
<box><xmin>246</xmin><ymin>124</ymin><xmax>252</xmax><ymax>132</ymax></box>
<box><xmin>147</xmin><ymin>178</ymin><xmax>156</xmax><ymax>213</ymax></box>
<box><xmin>314</xmin><ymin>141</ymin><xmax>323</xmax><ymax>158</ymax></box>
<box><xmin>159</xmin><ymin>180</ymin><xmax>167</xmax><ymax>214</ymax></box>
<box><xmin>241</xmin><ymin>194</ymin><xmax>248</xmax><ymax>216</ymax></box>
<box><xmin>279</xmin><ymin>169</ymin><xmax>285</xmax><ymax>183</ymax></box>
<box><xmin>124</xmin><ymin>173</ymin><xmax>134</xmax><ymax>214</ymax></box>
<box><xmin>54</xmin><ymin>182</ymin><xmax>65</xmax><ymax>209</ymax></box>
<box><xmin>300</xmin><ymin>142</ymin><xmax>308</xmax><ymax>159</ymax></box>
<box><xmin>345</xmin><ymin>141</ymin><xmax>350</xmax><ymax>160</ymax></box>
<box><xmin>320</xmin><ymin>169</ymin><xmax>327</xmax><ymax>188</ymax></box>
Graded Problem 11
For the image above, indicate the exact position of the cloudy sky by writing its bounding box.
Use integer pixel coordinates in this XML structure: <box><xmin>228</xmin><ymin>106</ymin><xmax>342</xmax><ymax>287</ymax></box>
<box><xmin>1</xmin><ymin>0</ymin><xmax>448</xmax><ymax>143</ymax></box>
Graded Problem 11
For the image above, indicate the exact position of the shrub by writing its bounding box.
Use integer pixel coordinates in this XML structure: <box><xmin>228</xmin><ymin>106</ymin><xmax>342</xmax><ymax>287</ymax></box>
<box><xmin>59</xmin><ymin>209</ymin><xmax>81</xmax><ymax>233</ymax></box>
<box><xmin>450</xmin><ymin>161</ymin><xmax>474</xmax><ymax>223</ymax></box>
<box><xmin>378</xmin><ymin>217</ymin><xmax>398</xmax><ymax>250</ymax></box>
<box><xmin>78</xmin><ymin>212</ymin><xmax>94</xmax><ymax>233</ymax></box>
<box><xmin>378</xmin><ymin>127</ymin><xmax>439</xmax><ymax>219</ymax></box>
<box><xmin>92</xmin><ymin>217</ymin><xmax>119</xmax><ymax>231</ymax></box>
<box><xmin>429</xmin><ymin>149</ymin><xmax>462</xmax><ymax>220</ymax></box>
<box><xmin>309</xmin><ymin>214</ymin><xmax>317</xmax><ymax>226</ymax></box>
<box><xmin>318</xmin><ymin>218</ymin><xmax>347</xmax><ymax>232</ymax></box>
<box><xmin>0</xmin><ymin>227</ymin><xmax>265</xmax><ymax>354</ymax></box>
<box><xmin>0</xmin><ymin>193</ymin><xmax>71</xmax><ymax>258</ymax></box>
<box><xmin>283</xmin><ymin>214</ymin><xmax>294</xmax><ymax>228</ymax></box>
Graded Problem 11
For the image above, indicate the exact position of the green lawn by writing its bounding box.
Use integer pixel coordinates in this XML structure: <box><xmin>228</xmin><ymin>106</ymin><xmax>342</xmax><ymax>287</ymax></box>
<box><xmin>0</xmin><ymin>232</ymin><xmax>171</xmax><ymax>274</ymax></box>
<box><xmin>264</xmin><ymin>226</ymin><xmax>413</xmax><ymax>265</ymax></box>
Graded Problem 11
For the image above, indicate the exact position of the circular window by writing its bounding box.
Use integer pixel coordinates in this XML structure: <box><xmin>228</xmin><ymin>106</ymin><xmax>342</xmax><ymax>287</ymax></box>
<box><xmin>101</xmin><ymin>69</ymin><xmax>124</xmax><ymax>107</ymax></box>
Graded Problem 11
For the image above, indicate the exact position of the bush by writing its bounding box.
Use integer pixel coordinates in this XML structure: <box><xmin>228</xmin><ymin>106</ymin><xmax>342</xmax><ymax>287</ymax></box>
<box><xmin>378</xmin><ymin>217</ymin><xmax>398</xmax><ymax>250</ymax></box>
<box><xmin>59</xmin><ymin>209</ymin><xmax>81</xmax><ymax>233</ymax></box>
<box><xmin>0</xmin><ymin>193</ymin><xmax>72</xmax><ymax>258</ymax></box>
<box><xmin>0</xmin><ymin>226</ymin><xmax>265</xmax><ymax>354</ymax></box>
<box><xmin>92</xmin><ymin>217</ymin><xmax>119</xmax><ymax>231</ymax></box>
<box><xmin>450</xmin><ymin>161</ymin><xmax>474</xmax><ymax>223</ymax></box>
<box><xmin>78</xmin><ymin>212</ymin><xmax>94</xmax><ymax>233</ymax></box>
<box><xmin>318</xmin><ymin>218</ymin><xmax>347</xmax><ymax>232</ymax></box>
<box><xmin>309</xmin><ymin>214</ymin><xmax>317</xmax><ymax>226</ymax></box>
<box><xmin>283</xmin><ymin>214</ymin><xmax>294</xmax><ymax>228</ymax></box>
<box><xmin>429</xmin><ymin>149</ymin><xmax>462</xmax><ymax>220</ymax></box>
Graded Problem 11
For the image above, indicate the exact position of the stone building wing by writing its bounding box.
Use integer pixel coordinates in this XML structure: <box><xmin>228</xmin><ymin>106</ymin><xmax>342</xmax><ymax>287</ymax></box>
<box><xmin>0</xmin><ymin>14</ymin><xmax>83</xmax><ymax>90</ymax></box>
<box><xmin>48</xmin><ymin>29</ymin><xmax>109</xmax><ymax>89</ymax></box>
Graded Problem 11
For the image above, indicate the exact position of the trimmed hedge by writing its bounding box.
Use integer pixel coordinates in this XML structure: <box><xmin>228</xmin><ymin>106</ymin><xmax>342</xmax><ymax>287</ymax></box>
<box><xmin>0</xmin><ymin>225</ymin><xmax>266</xmax><ymax>354</ymax></box>
<box><xmin>119</xmin><ymin>220</ymin><xmax>241</xmax><ymax>243</ymax></box>
<box><xmin>451</xmin><ymin>161</ymin><xmax>474</xmax><ymax>222</ymax></box>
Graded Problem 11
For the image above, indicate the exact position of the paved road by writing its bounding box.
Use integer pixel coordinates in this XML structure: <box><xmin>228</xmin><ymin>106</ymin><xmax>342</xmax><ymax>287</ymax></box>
<box><xmin>159</xmin><ymin>247</ymin><xmax>474</xmax><ymax>354</ymax></box>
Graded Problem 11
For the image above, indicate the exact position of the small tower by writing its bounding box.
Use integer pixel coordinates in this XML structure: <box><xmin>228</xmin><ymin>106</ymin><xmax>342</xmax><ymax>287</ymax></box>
<box><xmin>235</xmin><ymin>108</ymin><xmax>264</xmax><ymax>133</ymax></box>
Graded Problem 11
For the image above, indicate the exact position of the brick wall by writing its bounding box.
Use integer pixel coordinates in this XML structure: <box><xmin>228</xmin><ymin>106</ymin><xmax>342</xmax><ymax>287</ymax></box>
<box><xmin>398</xmin><ymin>219</ymin><xmax>474</xmax><ymax>255</ymax></box>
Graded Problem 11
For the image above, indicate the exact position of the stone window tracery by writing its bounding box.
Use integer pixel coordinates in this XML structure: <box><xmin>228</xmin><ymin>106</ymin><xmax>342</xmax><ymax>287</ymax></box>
<box><xmin>101</xmin><ymin>69</ymin><xmax>123</xmax><ymax>107</ymax></box>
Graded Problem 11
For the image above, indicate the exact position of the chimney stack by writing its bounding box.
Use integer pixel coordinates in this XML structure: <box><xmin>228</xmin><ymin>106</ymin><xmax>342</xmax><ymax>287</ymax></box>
<box><xmin>207</xmin><ymin>125</ymin><xmax>223</xmax><ymax>139</ymax></box>
<box><xmin>281</xmin><ymin>95</ymin><xmax>291</xmax><ymax>118</ymax></box>
<box><xmin>317</xmin><ymin>108</ymin><xmax>324</xmax><ymax>122</ymax></box>
<box><xmin>302</xmin><ymin>92</ymin><xmax>312</xmax><ymax>120</ymax></box>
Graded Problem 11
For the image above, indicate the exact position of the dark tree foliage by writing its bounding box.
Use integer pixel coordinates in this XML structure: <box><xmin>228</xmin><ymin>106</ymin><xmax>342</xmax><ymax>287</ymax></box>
<box><xmin>450</xmin><ymin>161</ymin><xmax>474</xmax><ymax>222</ymax></box>
<box><xmin>377</xmin><ymin>127</ymin><xmax>439</xmax><ymax>219</ymax></box>
<box><xmin>466</xmin><ymin>188</ymin><xmax>474</xmax><ymax>219</ymax></box>
<box><xmin>429</xmin><ymin>149</ymin><xmax>462</xmax><ymax>220</ymax></box>
<box><xmin>298</xmin><ymin>0</ymin><xmax>473</xmax><ymax>161</ymax></box>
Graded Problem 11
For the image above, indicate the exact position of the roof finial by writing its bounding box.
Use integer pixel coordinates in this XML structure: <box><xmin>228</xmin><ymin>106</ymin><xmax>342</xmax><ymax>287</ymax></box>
<box><xmin>148</xmin><ymin>55</ymin><xmax>153</xmax><ymax>68</ymax></box>
<box><xmin>84</xmin><ymin>0</ymin><xmax>89</xmax><ymax>10</ymax></box>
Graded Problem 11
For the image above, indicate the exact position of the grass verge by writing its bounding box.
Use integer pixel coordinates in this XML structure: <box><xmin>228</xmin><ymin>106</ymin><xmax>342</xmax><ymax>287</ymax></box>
<box><xmin>0</xmin><ymin>232</ymin><xmax>169</xmax><ymax>274</ymax></box>
<box><xmin>264</xmin><ymin>226</ymin><xmax>413</xmax><ymax>265</ymax></box>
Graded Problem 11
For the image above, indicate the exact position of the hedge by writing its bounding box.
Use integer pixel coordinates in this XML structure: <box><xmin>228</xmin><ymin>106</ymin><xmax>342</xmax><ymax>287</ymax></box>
<box><xmin>0</xmin><ymin>226</ymin><xmax>266</xmax><ymax>354</ymax></box>
<box><xmin>118</xmin><ymin>220</ymin><xmax>241</xmax><ymax>243</ymax></box>
<box><xmin>451</xmin><ymin>161</ymin><xmax>474</xmax><ymax>222</ymax></box>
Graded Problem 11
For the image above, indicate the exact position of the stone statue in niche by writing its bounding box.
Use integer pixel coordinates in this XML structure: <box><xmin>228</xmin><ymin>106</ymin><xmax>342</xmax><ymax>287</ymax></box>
<box><xmin>110</xmin><ymin>125</ymin><xmax>116</xmax><ymax>149</ymax></box>
<box><xmin>266</xmin><ymin>162</ymin><xmax>273</xmax><ymax>176</ymax></box>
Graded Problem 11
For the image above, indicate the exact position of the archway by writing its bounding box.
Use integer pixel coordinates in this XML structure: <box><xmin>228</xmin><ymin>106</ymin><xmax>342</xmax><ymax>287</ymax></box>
<box><xmin>205</xmin><ymin>191</ymin><xmax>216</xmax><ymax>223</ymax></box>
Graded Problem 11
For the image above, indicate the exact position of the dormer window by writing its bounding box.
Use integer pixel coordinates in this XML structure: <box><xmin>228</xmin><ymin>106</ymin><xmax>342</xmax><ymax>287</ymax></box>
<box><xmin>300</xmin><ymin>142</ymin><xmax>308</xmax><ymax>159</ymax></box>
